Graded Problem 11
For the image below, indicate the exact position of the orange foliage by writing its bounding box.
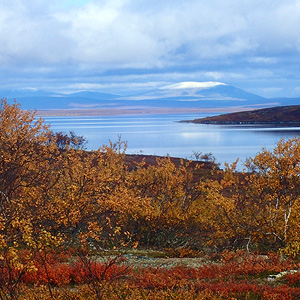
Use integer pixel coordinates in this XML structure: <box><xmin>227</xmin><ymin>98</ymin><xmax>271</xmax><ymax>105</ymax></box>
<box><xmin>2</xmin><ymin>100</ymin><xmax>300</xmax><ymax>298</ymax></box>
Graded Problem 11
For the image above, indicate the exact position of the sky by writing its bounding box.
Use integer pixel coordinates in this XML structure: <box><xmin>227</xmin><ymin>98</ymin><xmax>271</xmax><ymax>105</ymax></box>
<box><xmin>0</xmin><ymin>0</ymin><xmax>300</xmax><ymax>98</ymax></box>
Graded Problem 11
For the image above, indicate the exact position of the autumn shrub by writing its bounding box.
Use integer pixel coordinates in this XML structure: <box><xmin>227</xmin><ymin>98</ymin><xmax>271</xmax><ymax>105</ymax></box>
<box><xmin>283</xmin><ymin>272</ymin><xmax>300</xmax><ymax>288</ymax></box>
<box><xmin>19</xmin><ymin>283</ymin><xmax>224</xmax><ymax>300</ymax></box>
<box><xmin>281</xmin><ymin>241</ymin><xmax>300</xmax><ymax>259</ymax></box>
<box><xmin>19</xmin><ymin>255</ymin><xmax>130</xmax><ymax>286</ymax></box>
<box><xmin>2</xmin><ymin>100</ymin><xmax>300</xmax><ymax>299</ymax></box>
<box><xmin>1</xmin><ymin>252</ymin><xmax>300</xmax><ymax>299</ymax></box>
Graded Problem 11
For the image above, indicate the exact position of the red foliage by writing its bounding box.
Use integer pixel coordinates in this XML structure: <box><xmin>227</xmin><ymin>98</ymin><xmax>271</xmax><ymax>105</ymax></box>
<box><xmin>284</xmin><ymin>272</ymin><xmax>300</xmax><ymax>287</ymax></box>
<box><xmin>1</xmin><ymin>249</ymin><xmax>300</xmax><ymax>299</ymax></box>
<box><xmin>19</xmin><ymin>250</ymin><xmax>130</xmax><ymax>286</ymax></box>
<box><xmin>69</xmin><ymin>260</ymin><xmax>130</xmax><ymax>284</ymax></box>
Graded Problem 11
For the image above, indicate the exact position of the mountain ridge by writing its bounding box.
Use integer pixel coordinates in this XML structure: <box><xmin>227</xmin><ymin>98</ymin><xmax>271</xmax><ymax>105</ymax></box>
<box><xmin>1</xmin><ymin>82</ymin><xmax>299</xmax><ymax>113</ymax></box>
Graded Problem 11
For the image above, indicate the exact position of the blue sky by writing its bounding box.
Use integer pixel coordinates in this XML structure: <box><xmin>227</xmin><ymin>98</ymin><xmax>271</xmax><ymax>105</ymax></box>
<box><xmin>0</xmin><ymin>0</ymin><xmax>300</xmax><ymax>98</ymax></box>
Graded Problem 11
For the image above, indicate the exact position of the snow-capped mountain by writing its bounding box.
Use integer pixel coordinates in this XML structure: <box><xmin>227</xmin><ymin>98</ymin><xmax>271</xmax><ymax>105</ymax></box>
<box><xmin>126</xmin><ymin>81</ymin><xmax>266</xmax><ymax>102</ymax></box>
<box><xmin>1</xmin><ymin>81</ymin><xmax>297</xmax><ymax>112</ymax></box>
<box><xmin>162</xmin><ymin>81</ymin><xmax>226</xmax><ymax>89</ymax></box>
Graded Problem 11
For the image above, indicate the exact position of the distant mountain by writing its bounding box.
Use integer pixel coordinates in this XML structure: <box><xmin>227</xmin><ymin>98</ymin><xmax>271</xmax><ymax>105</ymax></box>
<box><xmin>1</xmin><ymin>90</ymin><xmax>120</xmax><ymax>110</ymax></box>
<box><xmin>0</xmin><ymin>89</ymin><xmax>58</xmax><ymax>99</ymax></box>
<box><xmin>130</xmin><ymin>82</ymin><xmax>266</xmax><ymax>102</ymax></box>
<box><xmin>125</xmin><ymin>81</ymin><xmax>274</xmax><ymax>111</ymax></box>
<box><xmin>184</xmin><ymin>105</ymin><xmax>300</xmax><ymax>125</ymax></box>
<box><xmin>1</xmin><ymin>82</ymin><xmax>299</xmax><ymax>113</ymax></box>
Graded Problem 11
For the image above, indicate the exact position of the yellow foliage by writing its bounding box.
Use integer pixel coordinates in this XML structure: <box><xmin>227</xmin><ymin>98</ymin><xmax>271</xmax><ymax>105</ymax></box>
<box><xmin>280</xmin><ymin>241</ymin><xmax>300</xmax><ymax>258</ymax></box>
<box><xmin>2</xmin><ymin>99</ymin><xmax>300</xmax><ymax>269</ymax></box>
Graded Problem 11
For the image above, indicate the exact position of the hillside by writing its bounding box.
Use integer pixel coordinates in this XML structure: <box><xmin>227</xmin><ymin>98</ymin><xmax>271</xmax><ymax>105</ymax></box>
<box><xmin>185</xmin><ymin>105</ymin><xmax>300</xmax><ymax>125</ymax></box>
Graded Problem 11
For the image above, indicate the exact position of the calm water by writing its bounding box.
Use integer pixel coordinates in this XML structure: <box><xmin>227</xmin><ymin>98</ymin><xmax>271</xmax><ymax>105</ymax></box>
<box><xmin>44</xmin><ymin>113</ymin><xmax>300</xmax><ymax>170</ymax></box>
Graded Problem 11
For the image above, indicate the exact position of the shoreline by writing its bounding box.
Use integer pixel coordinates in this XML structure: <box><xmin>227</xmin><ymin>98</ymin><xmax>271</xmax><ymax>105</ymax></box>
<box><xmin>35</xmin><ymin>106</ymin><xmax>261</xmax><ymax>117</ymax></box>
<box><xmin>182</xmin><ymin>120</ymin><xmax>300</xmax><ymax>127</ymax></box>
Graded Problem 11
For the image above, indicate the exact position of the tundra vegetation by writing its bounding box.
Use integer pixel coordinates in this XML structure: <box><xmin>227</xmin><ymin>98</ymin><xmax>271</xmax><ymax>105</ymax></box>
<box><xmin>0</xmin><ymin>99</ymin><xmax>300</xmax><ymax>299</ymax></box>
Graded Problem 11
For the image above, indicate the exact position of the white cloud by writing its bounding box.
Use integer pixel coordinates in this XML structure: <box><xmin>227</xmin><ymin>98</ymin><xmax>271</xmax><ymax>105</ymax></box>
<box><xmin>54</xmin><ymin>1</ymin><xmax>166</xmax><ymax>67</ymax></box>
<box><xmin>0</xmin><ymin>0</ymin><xmax>300</xmax><ymax>97</ymax></box>
<box><xmin>0</xmin><ymin>1</ymin><xmax>73</xmax><ymax>66</ymax></box>
<box><xmin>248</xmin><ymin>57</ymin><xmax>278</xmax><ymax>64</ymax></box>
<box><xmin>1</xmin><ymin>0</ymin><xmax>300</xmax><ymax>68</ymax></box>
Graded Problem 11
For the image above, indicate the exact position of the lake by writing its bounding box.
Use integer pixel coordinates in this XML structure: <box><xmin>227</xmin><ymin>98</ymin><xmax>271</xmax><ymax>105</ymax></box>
<box><xmin>44</xmin><ymin>113</ymin><xmax>300</xmax><ymax>170</ymax></box>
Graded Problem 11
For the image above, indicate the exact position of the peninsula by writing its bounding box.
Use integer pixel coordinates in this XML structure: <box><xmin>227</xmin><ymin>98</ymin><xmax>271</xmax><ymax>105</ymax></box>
<box><xmin>184</xmin><ymin>105</ymin><xmax>300</xmax><ymax>126</ymax></box>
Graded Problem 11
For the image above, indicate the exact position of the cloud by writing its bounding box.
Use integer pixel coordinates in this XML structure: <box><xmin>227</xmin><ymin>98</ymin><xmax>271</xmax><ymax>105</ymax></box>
<box><xmin>248</xmin><ymin>57</ymin><xmax>278</xmax><ymax>64</ymax></box>
<box><xmin>0</xmin><ymin>1</ymin><xmax>74</xmax><ymax>66</ymax></box>
<box><xmin>55</xmin><ymin>2</ymin><xmax>164</xmax><ymax>67</ymax></box>
<box><xmin>2</xmin><ymin>0</ymin><xmax>299</xmax><ymax>68</ymax></box>
<box><xmin>0</xmin><ymin>0</ymin><xmax>300</xmax><ymax>97</ymax></box>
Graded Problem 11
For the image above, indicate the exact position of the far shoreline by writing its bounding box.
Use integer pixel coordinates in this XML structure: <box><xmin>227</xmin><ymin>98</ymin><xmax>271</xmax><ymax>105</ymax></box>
<box><xmin>35</xmin><ymin>106</ymin><xmax>267</xmax><ymax>117</ymax></box>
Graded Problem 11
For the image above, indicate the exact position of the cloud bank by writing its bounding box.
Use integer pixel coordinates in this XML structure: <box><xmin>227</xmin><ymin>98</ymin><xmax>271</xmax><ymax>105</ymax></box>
<box><xmin>0</xmin><ymin>0</ymin><xmax>299</xmax><ymax>97</ymax></box>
